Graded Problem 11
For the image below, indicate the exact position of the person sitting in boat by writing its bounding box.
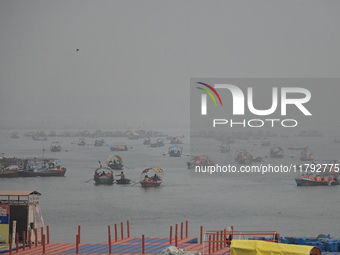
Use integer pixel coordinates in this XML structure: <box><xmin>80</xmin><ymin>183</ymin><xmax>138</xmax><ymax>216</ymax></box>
<box><xmin>101</xmin><ymin>171</ymin><xmax>106</xmax><ymax>176</ymax></box>
<box><xmin>316</xmin><ymin>175</ymin><xmax>322</xmax><ymax>181</ymax></box>
<box><xmin>116</xmin><ymin>171</ymin><xmax>125</xmax><ymax>180</ymax></box>
<box><xmin>308</xmin><ymin>174</ymin><xmax>314</xmax><ymax>180</ymax></box>
<box><xmin>144</xmin><ymin>175</ymin><xmax>150</xmax><ymax>182</ymax></box>
<box><xmin>152</xmin><ymin>174</ymin><xmax>159</xmax><ymax>181</ymax></box>
<box><xmin>323</xmin><ymin>176</ymin><xmax>329</xmax><ymax>182</ymax></box>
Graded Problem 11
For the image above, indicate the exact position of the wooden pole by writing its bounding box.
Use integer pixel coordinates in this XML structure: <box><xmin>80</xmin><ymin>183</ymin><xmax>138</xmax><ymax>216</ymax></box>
<box><xmin>16</xmin><ymin>232</ymin><xmax>19</xmax><ymax>252</ymax></box>
<box><xmin>200</xmin><ymin>226</ymin><xmax>203</xmax><ymax>244</ymax></box>
<box><xmin>35</xmin><ymin>228</ymin><xmax>38</xmax><ymax>247</ymax></box>
<box><xmin>127</xmin><ymin>220</ymin><xmax>130</xmax><ymax>238</ymax></box>
<box><xmin>169</xmin><ymin>226</ymin><xmax>172</xmax><ymax>244</ymax></box>
<box><xmin>142</xmin><ymin>234</ymin><xmax>145</xmax><ymax>254</ymax></box>
<box><xmin>78</xmin><ymin>225</ymin><xmax>81</xmax><ymax>244</ymax></box>
<box><xmin>42</xmin><ymin>234</ymin><xmax>45</xmax><ymax>254</ymax></box>
<box><xmin>121</xmin><ymin>222</ymin><xmax>124</xmax><ymax>240</ymax></box>
<box><xmin>185</xmin><ymin>221</ymin><xmax>188</xmax><ymax>238</ymax></box>
<box><xmin>9</xmin><ymin>234</ymin><xmax>12</xmax><ymax>254</ymax></box>
<box><xmin>29</xmin><ymin>230</ymin><xmax>31</xmax><ymax>249</ymax></box>
<box><xmin>47</xmin><ymin>226</ymin><xmax>50</xmax><ymax>244</ymax></box>
<box><xmin>22</xmin><ymin>231</ymin><xmax>26</xmax><ymax>251</ymax></box>
<box><xmin>114</xmin><ymin>224</ymin><xmax>118</xmax><ymax>242</ymax></box>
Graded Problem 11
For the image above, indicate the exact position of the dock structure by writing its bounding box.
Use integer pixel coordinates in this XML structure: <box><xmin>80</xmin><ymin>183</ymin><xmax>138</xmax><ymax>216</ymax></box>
<box><xmin>1</xmin><ymin>220</ymin><xmax>232</xmax><ymax>255</ymax></box>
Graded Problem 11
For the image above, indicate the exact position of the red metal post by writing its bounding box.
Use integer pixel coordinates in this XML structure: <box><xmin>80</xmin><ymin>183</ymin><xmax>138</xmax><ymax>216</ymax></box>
<box><xmin>208</xmin><ymin>235</ymin><xmax>211</xmax><ymax>255</ymax></box>
<box><xmin>42</xmin><ymin>234</ymin><xmax>45</xmax><ymax>254</ymax></box>
<box><xmin>142</xmin><ymin>234</ymin><xmax>145</xmax><ymax>254</ymax></box>
<box><xmin>76</xmin><ymin>234</ymin><xmax>79</xmax><ymax>254</ymax></box>
<box><xmin>108</xmin><ymin>226</ymin><xmax>112</xmax><ymax>255</ymax></box>
<box><xmin>114</xmin><ymin>224</ymin><xmax>118</xmax><ymax>242</ymax></box>
<box><xmin>34</xmin><ymin>228</ymin><xmax>38</xmax><ymax>247</ymax></box>
<box><xmin>200</xmin><ymin>226</ymin><xmax>203</xmax><ymax>244</ymax></box>
<box><xmin>29</xmin><ymin>230</ymin><xmax>32</xmax><ymax>249</ymax></box>
<box><xmin>22</xmin><ymin>231</ymin><xmax>26</xmax><ymax>251</ymax></box>
<box><xmin>47</xmin><ymin>226</ymin><xmax>50</xmax><ymax>244</ymax></box>
<box><xmin>121</xmin><ymin>222</ymin><xmax>124</xmax><ymax>240</ymax></box>
<box><xmin>41</xmin><ymin>227</ymin><xmax>44</xmax><ymax>246</ymax></box>
<box><xmin>175</xmin><ymin>233</ymin><xmax>178</xmax><ymax>248</ymax></box>
<box><xmin>78</xmin><ymin>225</ymin><xmax>81</xmax><ymax>244</ymax></box>
<box><xmin>127</xmin><ymin>220</ymin><xmax>130</xmax><ymax>238</ymax></box>
<box><xmin>185</xmin><ymin>221</ymin><xmax>188</xmax><ymax>238</ymax></box>
<box><xmin>169</xmin><ymin>226</ymin><xmax>172</xmax><ymax>244</ymax></box>
<box><xmin>15</xmin><ymin>232</ymin><xmax>19</xmax><ymax>252</ymax></box>
<box><xmin>175</xmin><ymin>224</ymin><xmax>178</xmax><ymax>238</ymax></box>
<box><xmin>223</xmin><ymin>229</ymin><xmax>226</xmax><ymax>248</ymax></box>
<box><xmin>212</xmin><ymin>234</ymin><xmax>215</xmax><ymax>253</ymax></box>
<box><xmin>220</xmin><ymin>230</ymin><xmax>223</xmax><ymax>250</ymax></box>
<box><xmin>180</xmin><ymin>222</ymin><xmax>183</xmax><ymax>240</ymax></box>
<box><xmin>9</xmin><ymin>234</ymin><xmax>12</xmax><ymax>254</ymax></box>
<box><xmin>231</xmin><ymin>226</ymin><xmax>234</xmax><ymax>241</ymax></box>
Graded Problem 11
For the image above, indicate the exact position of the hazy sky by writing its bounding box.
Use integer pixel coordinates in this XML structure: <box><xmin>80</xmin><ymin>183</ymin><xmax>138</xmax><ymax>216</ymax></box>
<box><xmin>1</xmin><ymin>1</ymin><xmax>340</xmax><ymax>130</ymax></box>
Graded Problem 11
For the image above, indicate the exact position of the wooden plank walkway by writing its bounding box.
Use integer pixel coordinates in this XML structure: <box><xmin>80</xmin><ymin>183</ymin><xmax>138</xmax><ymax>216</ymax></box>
<box><xmin>1</xmin><ymin>236</ymin><xmax>231</xmax><ymax>255</ymax></box>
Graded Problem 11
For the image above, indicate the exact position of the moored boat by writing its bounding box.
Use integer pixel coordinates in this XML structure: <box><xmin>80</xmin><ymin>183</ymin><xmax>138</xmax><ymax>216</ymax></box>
<box><xmin>295</xmin><ymin>173</ymin><xmax>339</xmax><ymax>186</ymax></box>
<box><xmin>94</xmin><ymin>139</ymin><xmax>105</xmax><ymax>147</ymax></box>
<box><xmin>0</xmin><ymin>166</ymin><xmax>19</xmax><ymax>178</ymax></box>
<box><xmin>150</xmin><ymin>138</ymin><xmax>165</xmax><ymax>147</ymax></box>
<box><xmin>32</xmin><ymin>134</ymin><xmax>48</xmax><ymax>141</ymax></box>
<box><xmin>140</xmin><ymin>167</ymin><xmax>163</xmax><ymax>187</ymax></box>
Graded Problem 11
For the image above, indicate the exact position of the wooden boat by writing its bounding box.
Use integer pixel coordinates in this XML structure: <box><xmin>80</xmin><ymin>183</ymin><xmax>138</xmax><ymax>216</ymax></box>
<box><xmin>110</xmin><ymin>143</ymin><xmax>128</xmax><ymax>151</ymax></box>
<box><xmin>150</xmin><ymin>138</ymin><xmax>165</xmax><ymax>147</ymax></box>
<box><xmin>220</xmin><ymin>143</ymin><xmax>230</xmax><ymax>153</ymax></box>
<box><xmin>235</xmin><ymin>150</ymin><xmax>253</xmax><ymax>164</ymax></box>
<box><xmin>270</xmin><ymin>146</ymin><xmax>284</xmax><ymax>158</ymax></box>
<box><xmin>78</xmin><ymin>138</ymin><xmax>86</xmax><ymax>146</ymax></box>
<box><xmin>116</xmin><ymin>178</ymin><xmax>131</xmax><ymax>185</ymax></box>
<box><xmin>32</xmin><ymin>135</ymin><xmax>48</xmax><ymax>141</ymax></box>
<box><xmin>11</xmin><ymin>132</ymin><xmax>20</xmax><ymax>139</ymax></box>
<box><xmin>140</xmin><ymin>167</ymin><xmax>163</xmax><ymax>187</ymax></box>
<box><xmin>21</xmin><ymin>168</ymin><xmax>67</xmax><ymax>177</ymax></box>
<box><xmin>170</xmin><ymin>136</ymin><xmax>183</xmax><ymax>144</ymax></box>
<box><xmin>295</xmin><ymin>173</ymin><xmax>339</xmax><ymax>186</ymax></box>
<box><xmin>168</xmin><ymin>145</ymin><xmax>183</xmax><ymax>157</ymax></box>
<box><xmin>300</xmin><ymin>149</ymin><xmax>314</xmax><ymax>161</ymax></box>
<box><xmin>287</xmin><ymin>146</ymin><xmax>308</xmax><ymax>150</ymax></box>
<box><xmin>50</xmin><ymin>142</ymin><xmax>61</xmax><ymax>152</ymax></box>
<box><xmin>94</xmin><ymin>139</ymin><xmax>105</xmax><ymax>147</ymax></box>
<box><xmin>0</xmin><ymin>166</ymin><xmax>19</xmax><ymax>178</ymax></box>
<box><xmin>106</xmin><ymin>155</ymin><xmax>124</xmax><ymax>170</ymax></box>
<box><xmin>94</xmin><ymin>167</ymin><xmax>114</xmax><ymax>185</ymax></box>
<box><xmin>187</xmin><ymin>155</ymin><xmax>214</xmax><ymax>169</ymax></box>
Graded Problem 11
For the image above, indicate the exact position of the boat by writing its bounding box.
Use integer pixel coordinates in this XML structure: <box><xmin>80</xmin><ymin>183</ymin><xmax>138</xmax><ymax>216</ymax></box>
<box><xmin>220</xmin><ymin>143</ymin><xmax>230</xmax><ymax>153</ymax></box>
<box><xmin>334</xmin><ymin>136</ymin><xmax>340</xmax><ymax>143</ymax></box>
<box><xmin>116</xmin><ymin>178</ymin><xmax>131</xmax><ymax>185</ymax></box>
<box><xmin>10</xmin><ymin>132</ymin><xmax>20</xmax><ymax>139</ymax></box>
<box><xmin>168</xmin><ymin>145</ymin><xmax>183</xmax><ymax>157</ymax></box>
<box><xmin>94</xmin><ymin>139</ymin><xmax>105</xmax><ymax>147</ymax></box>
<box><xmin>20</xmin><ymin>160</ymin><xmax>67</xmax><ymax>177</ymax></box>
<box><xmin>0</xmin><ymin>165</ymin><xmax>19</xmax><ymax>178</ymax></box>
<box><xmin>170</xmin><ymin>136</ymin><xmax>183</xmax><ymax>144</ymax></box>
<box><xmin>94</xmin><ymin>167</ymin><xmax>114</xmax><ymax>185</ymax></box>
<box><xmin>140</xmin><ymin>167</ymin><xmax>163</xmax><ymax>187</ymax></box>
<box><xmin>261</xmin><ymin>138</ymin><xmax>270</xmax><ymax>146</ymax></box>
<box><xmin>78</xmin><ymin>138</ymin><xmax>86</xmax><ymax>146</ymax></box>
<box><xmin>287</xmin><ymin>146</ymin><xmax>308</xmax><ymax>150</ymax></box>
<box><xmin>106</xmin><ymin>155</ymin><xmax>124</xmax><ymax>170</ymax></box>
<box><xmin>270</xmin><ymin>146</ymin><xmax>284</xmax><ymax>158</ymax></box>
<box><xmin>150</xmin><ymin>138</ymin><xmax>165</xmax><ymax>147</ymax></box>
<box><xmin>110</xmin><ymin>143</ymin><xmax>128</xmax><ymax>151</ymax></box>
<box><xmin>32</xmin><ymin>134</ymin><xmax>48</xmax><ymax>141</ymax></box>
<box><xmin>300</xmin><ymin>149</ymin><xmax>314</xmax><ymax>161</ymax></box>
<box><xmin>143</xmin><ymin>138</ymin><xmax>151</xmax><ymax>145</ymax></box>
<box><xmin>50</xmin><ymin>142</ymin><xmax>61</xmax><ymax>152</ymax></box>
<box><xmin>186</xmin><ymin>155</ymin><xmax>214</xmax><ymax>169</ymax></box>
<box><xmin>235</xmin><ymin>150</ymin><xmax>253</xmax><ymax>164</ymax></box>
<box><xmin>295</xmin><ymin>172</ymin><xmax>340</xmax><ymax>186</ymax></box>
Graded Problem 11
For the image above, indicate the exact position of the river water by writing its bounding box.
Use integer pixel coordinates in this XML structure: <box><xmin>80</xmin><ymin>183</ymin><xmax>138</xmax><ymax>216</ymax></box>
<box><xmin>0</xmin><ymin>129</ymin><xmax>339</xmax><ymax>243</ymax></box>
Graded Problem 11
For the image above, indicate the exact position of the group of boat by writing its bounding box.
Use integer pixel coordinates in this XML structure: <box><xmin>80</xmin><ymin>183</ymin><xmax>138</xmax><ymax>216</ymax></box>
<box><xmin>0</xmin><ymin>157</ymin><xmax>67</xmax><ymax>178</ymax></box>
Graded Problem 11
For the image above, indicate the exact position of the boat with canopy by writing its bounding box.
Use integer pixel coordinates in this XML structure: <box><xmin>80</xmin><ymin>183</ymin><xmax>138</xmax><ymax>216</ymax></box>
<box><xmin>106</xmin><ymin>155</ymin><xmax>124</xmax><ymax>170</ymax></box>
<box><xmin>140</xmin><ymin>167</ymin><xmax>163</xmax><ymax>187</ymax></box>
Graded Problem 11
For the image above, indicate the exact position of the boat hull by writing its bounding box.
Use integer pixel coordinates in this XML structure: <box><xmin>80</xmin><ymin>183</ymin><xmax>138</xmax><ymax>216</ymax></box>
<box><xmin>20</xmin><ymin>168</ymin><xmax>67</xmax><ymax>177</ymax></box>
<box><xmin>94</xmin><ymin>176</ymin><xmax>114</xmax><ymax>185</ymax></box>
<box><xmin>295</xmin><ymin>178</ymin><xmax>340</xmax><ymax>186</ymax></box>
<box><xmin>116</xmin><ymin>179</ymin><xmax>131</xmax><ymax>185</ymax></box>
<box><xmin>0</xmin><ymin>170</ymin><xmax>19</xmax><ymax>178</ymax></box>
<box><xmin>140</xmin><ymin>181</ymin><xmax>161</xmax><ymax>187</ymax></box>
